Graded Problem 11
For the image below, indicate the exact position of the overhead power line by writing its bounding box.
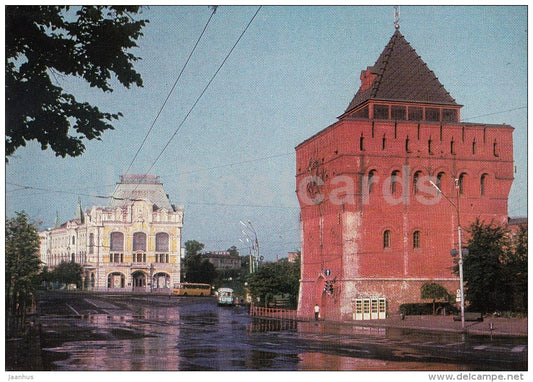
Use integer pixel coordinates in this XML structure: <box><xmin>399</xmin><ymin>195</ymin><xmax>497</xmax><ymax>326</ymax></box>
<box><xmin>121</xmin><ymin>6</ymin><xmax>262</xmax><ymax>205</ymax></box>
<box><xmin>123</xmin><ymin>6</ymin><xmax>218</xmax><ymax>176</ymax></box>
<box><xmin>170</xmin><ymin>152</ymin><xmax>294</xmax><ymax>177</ymax></box>
<box><xmin>140</xmin><ymin>6</ymin><xmax>262</xmax><ymax>178</ymax></box>
<box><xmin>5</xmin><ymin>182</ymin><xmax>142</xmax><ymax>202</ymax></box>
<box><xmin>462</xmin><ymin>106</ymin><xmax>527</xmax><ymax>122</ymax></box>
<box><xmin>7</xmin><ymin>150</ymin><xmax>295</xmax><ymax>196</ymax></box>
<box><xmin>6</xmin><ymin>181</ymin><xmax>299</xmax><ymax>210</ymax></box>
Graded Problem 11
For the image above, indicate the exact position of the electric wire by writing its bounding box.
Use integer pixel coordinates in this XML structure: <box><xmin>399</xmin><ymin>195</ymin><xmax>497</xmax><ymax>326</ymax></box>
<box><xmin>5</xmin><ymin>182</ymin><xmax>141</xmax><ymax>202</ymax></box>
<box><xmin>122</xmin><ymin>6</ymin><xmax>218</xmax><ymax>177</ymax></box>
<box><xmin>6</xmin><ymin>181</ymin><xmax>299</xmax><ymax>210</ymax></box>
<box><xmin>7</xmin><ymin>150</ymin><xmax>295</xmax><ymax>195</ymax></box>
<box><xmin>119</xmin><ymin>6</ymin><xmax>262</xmax><ymax>205</ymax></box>
<box><xmin>134</xmin><ymin>6</ymin><xmax>262</xmax><ymax>184</ymax></box>
<box><xmin>461</xmin><ymin>106</ymin><xmax>527</xmax><ymax>122</ymax></box>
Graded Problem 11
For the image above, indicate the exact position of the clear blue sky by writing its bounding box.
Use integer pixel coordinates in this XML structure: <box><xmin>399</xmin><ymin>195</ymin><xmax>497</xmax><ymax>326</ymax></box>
<box><xmin>5</xmin><ymin>5</ymin><xmax>527</xmax><ymax>261</ymax></box>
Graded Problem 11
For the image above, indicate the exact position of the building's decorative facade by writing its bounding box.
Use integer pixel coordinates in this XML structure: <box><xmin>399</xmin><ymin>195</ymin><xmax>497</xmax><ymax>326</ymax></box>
<box><xmin>39</xmin><ymin>175</ymin><xmax>184</xmax><ymax>292</ymax></box>
<box><xmin>295</xmin><ymin>28</ymin><xmax>514</xmax><ymax>320</ymax></box>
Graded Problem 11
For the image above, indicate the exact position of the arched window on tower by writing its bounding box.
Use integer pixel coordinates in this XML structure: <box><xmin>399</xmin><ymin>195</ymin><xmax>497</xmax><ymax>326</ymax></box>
<box><xmin>436</xmin><ymin>172</ymin><xmax>444</xmax><ymax>190</ymax></box>
<box><xmin>480</xmin><ymin>173</ymin><xmax>488</xmax><ymax>196</ymax></box>
<box><xmin>493</xmin><ymin>139</ymin><xmax>499</xmax><ymax>157</ymax></box>
<box><xmin>413</xmin><ymin>171</ymin><xmax>422</xmax><ymax>194</ymax></box>
<box><xmin>458</xmin><ymin>173</ymin><xmax>467</xmax><ymax>195</ymax></box>
<box><xmin>360</xmin><ymin>134</ymin><xmax>365</xmax><ymax>151</ymax></box>
<box><xmin>450</xmin><ymin>138</ymin><xmax>456</xmax><ymax>155</ymax></box>
<box><xmin>391</xmin><ymin>170</ymin><xmax>400</xmax><ymax>195</ymax></box>
<box><xmin>383</xmin><ymin>230</ymin><xmax>391</xmax><ymax>249</ymax></box>
<box><xmin>472</xmin><ymin>139</ymin><xmax>477</xmax><ymax>155</ymax></box>
<box><xmin>382</xmin><ymin>134</ymin><xmax>386</xmax><ymax>150</ymax></box>
<box><xmin>413</xmin><ymin>230</ymin><xmax>421</xmax><ymax>249</ymax></box>
<box><xmin>368</xmin><ymin>169</ymin><xmax>377</xmax><ymax>194</ymax></box>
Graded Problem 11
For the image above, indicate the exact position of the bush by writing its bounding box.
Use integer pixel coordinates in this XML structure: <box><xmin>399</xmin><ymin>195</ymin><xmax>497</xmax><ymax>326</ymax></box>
<box><xmin>399</xmin><ymin>302</ymin><xmax>458</xmax><ymax>316</ymax></box>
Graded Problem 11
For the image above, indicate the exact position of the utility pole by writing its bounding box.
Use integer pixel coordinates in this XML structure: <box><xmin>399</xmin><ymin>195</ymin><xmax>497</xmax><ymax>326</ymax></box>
<box><xmin>430</xmin><ymin>179</ymin><xmax>465</xmax><ymax>329</ymax></box>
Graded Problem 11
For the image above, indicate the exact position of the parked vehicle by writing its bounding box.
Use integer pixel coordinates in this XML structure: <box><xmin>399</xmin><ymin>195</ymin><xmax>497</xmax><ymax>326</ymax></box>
<box><xmin>173</xmin><ymin>283</ymin><xmax>211</xmax><ymax>296</ymax></box>
<box><xmin>217</xmin><ymin>288</ymin><xmax>235</xmax><ymax>306</ymax></box>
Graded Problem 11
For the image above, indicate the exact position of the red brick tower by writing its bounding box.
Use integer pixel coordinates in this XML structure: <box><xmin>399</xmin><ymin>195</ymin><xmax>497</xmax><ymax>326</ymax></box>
<box><xmin>295</xmin><ymin>28</ymin><xmax>514</xmax><ymax>321</ymax></box>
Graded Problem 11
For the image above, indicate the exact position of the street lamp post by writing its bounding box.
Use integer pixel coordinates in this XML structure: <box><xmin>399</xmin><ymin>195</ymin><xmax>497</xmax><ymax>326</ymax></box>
<box><xmin>239</xmin><ymin>237</ymin><xmax>253</xmax><ymax>273</ymax></box>
<box><xmin>240</xmin><ymin>220</ymin><xmax>259</xmax><ymax>272</ymax></box>
<box><xmin>429</xmin><ymin>179</ymin><xmax>465</xmax><ymax>330</ymax></box>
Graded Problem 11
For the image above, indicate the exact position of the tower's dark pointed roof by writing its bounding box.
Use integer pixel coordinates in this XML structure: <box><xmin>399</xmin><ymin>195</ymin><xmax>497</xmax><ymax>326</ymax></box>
<box><xmin>345</xmin><ymin>29</ymin><xmax>458</xmax><ymax>114</ymax></box>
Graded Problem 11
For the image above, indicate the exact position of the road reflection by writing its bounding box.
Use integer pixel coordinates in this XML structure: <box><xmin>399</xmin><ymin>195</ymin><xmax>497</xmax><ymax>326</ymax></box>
<box><xmin>39</xmin><ymin>295</ymin><xmax>526</xmax><ymax>371</ymax></box>
<box><xmin>298</xmin><ymin>353</ymin><xmax>470</xmax><ymax>371</ymax></box>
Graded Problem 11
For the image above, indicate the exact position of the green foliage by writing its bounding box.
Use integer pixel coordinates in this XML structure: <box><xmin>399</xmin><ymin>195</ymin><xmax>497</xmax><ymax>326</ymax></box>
<box><xmin>5</xmin><ymin>6</ymin><xmax>148</xmax><ymax>160</ymax></box>
<box><xmin>504</xmin><ymin>224</ymin><xmax>528</xmax><ymax>312</ymax></box>
<box><xmin>248</xmin><ymin>260</ymin><xmax>300</xmax><ymax>307</ymax></box>
<box><xmin>186</xmin><ymin>258</ymin><xmax>218</xmax><ymax>285</ymax></box>
<box><xmin>182</xmin><ymin>240</ymin><xmax>217</xmax><ymax>284</ymax></box>
<box><xmin>185</xmin><ymin>240</ymin><xmax>204</xmax><ymax>257</ymax></box>
<box><xmin>227</xmin><ymin>245</ymin><xmax>239</xmax><ymax>257</ymax></box>
<box><xmin>421</xmin><ymin>282</ymin><xmax>451</xmax><ymax>314</ymax></box>
<box><xmin>461</xmin><ymin>219</ymin><xmax>527</xmax><ymax>313</ymax></box>
<box><xmin>6</xmin><ymin>211</ymin><xmax>42</xmax><ymax>336</ymax></box>
<box><xmin>49</xmin><ymin>261</ymin><xmax>84</xmax><ymax>287</ymax></box>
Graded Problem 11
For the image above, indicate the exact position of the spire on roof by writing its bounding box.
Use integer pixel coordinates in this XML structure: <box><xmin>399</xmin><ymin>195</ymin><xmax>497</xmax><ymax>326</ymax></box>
<box><xmin>393</xmin><ymin>6</ymin><xmax>400</xmax><ymax>30</ymax></box>
<box><xmin>75</xmin><ymin>198</ymin><xmax>84</xmax><ymax>223</ymax></box>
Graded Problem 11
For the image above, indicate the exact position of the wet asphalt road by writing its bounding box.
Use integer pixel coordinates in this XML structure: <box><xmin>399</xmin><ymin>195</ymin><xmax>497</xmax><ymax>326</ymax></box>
<box><xmin>36</xmin><ymin>292</ymin><xmax>527</xmax><ymax>371</ymax></box>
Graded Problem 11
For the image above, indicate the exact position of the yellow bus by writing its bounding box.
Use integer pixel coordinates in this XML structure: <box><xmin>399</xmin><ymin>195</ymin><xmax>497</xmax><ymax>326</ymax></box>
<box><xmin>173</xmin><ymin>283</ymin><xmax>212</xmax><ymax>296</ymax></box>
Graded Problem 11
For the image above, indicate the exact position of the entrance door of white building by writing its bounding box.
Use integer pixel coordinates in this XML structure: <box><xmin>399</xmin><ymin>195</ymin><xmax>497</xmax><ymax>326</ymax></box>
<box><xmin>132</xmin><ymin>271</ymin><xmax>147</xmax><ymax>292</ymax></box>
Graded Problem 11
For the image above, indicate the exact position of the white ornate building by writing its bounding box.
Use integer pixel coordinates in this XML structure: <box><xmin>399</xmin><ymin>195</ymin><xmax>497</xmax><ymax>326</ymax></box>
<box><xmin>39</xmin><ymin>175</ymin><xmax>184</xmax><ymax>292</ymax></box>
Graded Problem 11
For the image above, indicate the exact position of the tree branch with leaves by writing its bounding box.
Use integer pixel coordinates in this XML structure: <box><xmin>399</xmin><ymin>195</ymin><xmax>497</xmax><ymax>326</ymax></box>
<box><xmin>5</xmin><ymin>5</ymin><xmax>148</xmax><ymax>161</ymax></box>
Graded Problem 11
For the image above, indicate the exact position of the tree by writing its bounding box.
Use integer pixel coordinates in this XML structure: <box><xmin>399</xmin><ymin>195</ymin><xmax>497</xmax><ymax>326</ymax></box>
<box><xmin>248</xmin><ymin>260</ymin><xmax>300</xmax><ymax>307</ymax></box>
<box><xmin>505</xmin><ymin>224</ymin><xmax>528</xmax><ymax>312</ymax></box>
<box><xmin>227</xmin><ymin>245</ymin><xmax>239</xmax><ymax>257</ymax></box>
<box><xmin>461</xmin><ymin>219</ymin><xmax>510</xmax><ymax>313</ymax></box>
<box><xmin>182</xmin><ymin>240</ymin><xmax>217</xmax><ymax>284</ymax></box>
<box><xmin>420</xmin><ymin>282</ymin><xmax>451</xmax><ymax>314</ymax></box>
<box><xmin>6</xmin><ymin>212</ymin><xmax>42</xmax><ymax>336</ymax></box>
<box><xmin>185</xmin><ymin>240</ymin><xmax>204</xmax><ymax>257</ymax></box>
<box><xmin>50</xmin><ymin>261</ymin><xmax>84</xmax><ymax>288</ymax></box>
<box><xmin>5</xmin><ymin>6</ymin><xmax>148</xmax><ymax>161</ymax></box>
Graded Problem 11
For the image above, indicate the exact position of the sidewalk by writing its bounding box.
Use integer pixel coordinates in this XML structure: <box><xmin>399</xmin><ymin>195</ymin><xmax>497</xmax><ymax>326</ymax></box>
<box><xmin>340</xmin><ymin>315</ymin><xmax>528</xmax><ymax>338</ymax></box>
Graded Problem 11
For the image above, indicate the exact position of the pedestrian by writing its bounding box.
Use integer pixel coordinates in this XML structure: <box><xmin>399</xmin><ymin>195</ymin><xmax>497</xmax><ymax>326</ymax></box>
<box><xmin>314</xmin><ymin>304</ymin><xmax>320</xmax><ymax>320</ymax></box>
